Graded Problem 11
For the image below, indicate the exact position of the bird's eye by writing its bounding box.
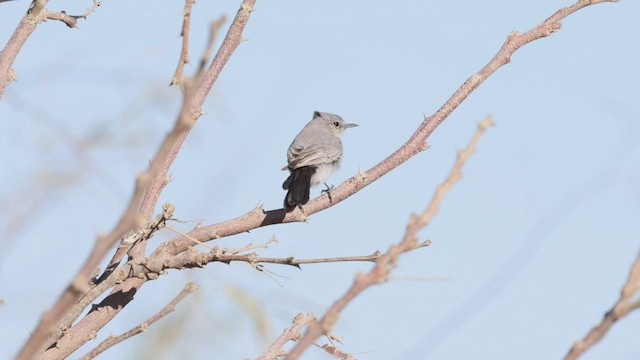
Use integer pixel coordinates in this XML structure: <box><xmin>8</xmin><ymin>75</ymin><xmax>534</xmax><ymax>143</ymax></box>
<box><xmin>333</xmin><ymin>121</ymin><xmax>340</xmax><ymax>127</ymax></box>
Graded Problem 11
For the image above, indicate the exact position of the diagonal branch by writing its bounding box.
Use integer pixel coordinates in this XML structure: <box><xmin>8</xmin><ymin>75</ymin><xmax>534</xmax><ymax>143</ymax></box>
<box><xmin>156</xmin><ymin>0</ymin><xmax>618</xmax><ymax>260</ymax></box>
<box><xmin>36</xmin><ymin>1</ymin><xmax>258</xmax><ymax>359</ymax></box>
<box><xmin>284</xmin><ymin>116</ymin><xmax>494</xmax><ymax>359</ymax></box>
<box><xmin>0</xmin><ymin>0</ymin><xmax>101</xmax><ymax>99</ymax></box>
<box><xmin>257</xmin><ymin>313</ymin><xmax>316</xmax><ymax>360</ymax></box>
<box><xmin>564</xmin><ymin>249</ymin><xmax>640</xmax><ymax>360</ymax></box>
<box><xmin>0</xmin><ymin>0</ymin><xmax>50</xmax><ymax>100</ymax></box>
<box><xmin>78</xmin><ymin>282</ymin><xmax>198</xmax><ymax>360</ymax></box>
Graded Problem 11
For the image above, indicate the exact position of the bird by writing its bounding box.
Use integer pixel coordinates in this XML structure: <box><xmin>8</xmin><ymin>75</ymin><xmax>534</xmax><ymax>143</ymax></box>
<box><xmin>282</xmin><ymin>111</ymin><xmax>357</xmax><ymax>211</ymax></box>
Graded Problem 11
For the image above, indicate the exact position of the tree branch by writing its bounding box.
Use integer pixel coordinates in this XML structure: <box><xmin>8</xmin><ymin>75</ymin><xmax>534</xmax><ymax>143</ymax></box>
<box><xmin>257</xmin><ymin>313</ymin><xmax>316</xmax><ymax>360</ymax></box>
<box><xmin>564</xmin><ymin>249</ymin><xmax>640</xmax><ymax>360</ymax></box>
<box><xmin>0</xmin><ymin>0</ymin><xmax>49</xmax><ymax>100</ymax></box>
<box><xmin>145</xmin><ymin>242</ymin><xmax>431</xmax><ymax>273</ymax></box>
<box><xmin>0</xmin><ymin>0</ymin><xmax>101</xmax><ymax>100</ymax></box>
<box><xmin>155</xmin><ymin>0</ymin><xmax>619</xmax><ymax>260</ymax></box>
<box><xmin>14</xmin><ymin>0</ymin><xmax>619</xmax><ymax>358</ymax></box>
<box><xmin>94</xmin><ymin>203</ymin><xmax>175</xmax><ymax>286</ymax></box>
<box><xmin>78</xmin><ymin>282</ymin><xmax>198</xmax><ymax>360</ymax></box>
<box><xmin>35</xmin><ymin>1</ymin><xmax>258</xmax><ymax>358</ymax></box>
<box><xmin>44</xmin><ymin>0</ymin><xmax>101</xmax><ymax>28</ymax></box>
<box><xmin>170</xmin><ymin>0</ymin><xmax>196</xmax><ymax>86</ymax></box>
<box><xmin>18</xmin><ymin>174</ymin><xmax>148</xmax><ymax>360</ymax></box>
<box><xmin>285</xmin><ymin>117</ymin><xmax>493</xmax><ymax>358</ymax></box>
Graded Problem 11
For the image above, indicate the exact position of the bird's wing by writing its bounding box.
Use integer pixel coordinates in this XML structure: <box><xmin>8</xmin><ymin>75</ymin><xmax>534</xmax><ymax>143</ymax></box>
<box><xmin>287</xmin><ymin>138</ymin><xmax>343</xmax><ymax>169</ymax></box>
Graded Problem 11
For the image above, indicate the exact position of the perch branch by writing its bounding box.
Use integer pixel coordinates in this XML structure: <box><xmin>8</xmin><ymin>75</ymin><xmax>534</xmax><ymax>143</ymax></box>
<box><xmin>18</xmin><ymin>0</ymin><xmax>618</xmax><ymax>358</ymax></box>
<box><xmin>155</xmin><ymin>0</ymin><xmax>618</xmax><ymax>259</ymax></box>
<box><xmin>285</xmin><ymin>117</ymin><xmax>493</xmax><ymax>358</ymax></box>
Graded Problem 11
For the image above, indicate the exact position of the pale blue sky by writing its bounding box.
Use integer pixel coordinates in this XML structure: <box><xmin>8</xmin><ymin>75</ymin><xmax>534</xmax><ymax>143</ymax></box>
<box><xmin>1</xmin><ymin>1</ymin><xmax>639</xmax><ymax>359</ymax></box>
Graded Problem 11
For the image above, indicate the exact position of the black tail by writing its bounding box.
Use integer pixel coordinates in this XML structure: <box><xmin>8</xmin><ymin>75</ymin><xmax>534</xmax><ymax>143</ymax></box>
<box><xmin>283</xmin><ymin>166</ymin><xmax>316</xmax><ymax>210</ymax></box>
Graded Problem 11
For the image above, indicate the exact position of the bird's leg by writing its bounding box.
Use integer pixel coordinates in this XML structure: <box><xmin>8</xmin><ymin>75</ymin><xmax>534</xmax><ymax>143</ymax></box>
<box><xmin>297</xmin><ymin>203</ymin><xmax>306</xmax><ymax>214</ymax></box>
<box><xmin>322</xmin><ymin>183</ymin><xmax>335</xmax><ymax>203</ymax></box>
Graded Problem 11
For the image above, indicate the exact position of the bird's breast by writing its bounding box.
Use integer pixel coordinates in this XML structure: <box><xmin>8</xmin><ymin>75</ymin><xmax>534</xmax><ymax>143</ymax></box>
<box><xmin>310</xmin><ymin>162</ymin><xmax>340</xmax><ymax>186</ymax></box>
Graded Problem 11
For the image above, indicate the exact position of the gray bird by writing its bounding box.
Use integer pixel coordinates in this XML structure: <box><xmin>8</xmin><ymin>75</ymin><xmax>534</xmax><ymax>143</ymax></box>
<box><xmin>282</xmin><ymin>111</ymin><xmax>357</xmax><ymax>211</ymax></box>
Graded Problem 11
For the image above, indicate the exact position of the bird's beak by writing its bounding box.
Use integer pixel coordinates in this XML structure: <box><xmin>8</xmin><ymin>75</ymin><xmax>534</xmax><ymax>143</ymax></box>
<box><xmin>345</xmin><ymin>123</ymin><xmax>358</xmax><ymax>129</ymax></box>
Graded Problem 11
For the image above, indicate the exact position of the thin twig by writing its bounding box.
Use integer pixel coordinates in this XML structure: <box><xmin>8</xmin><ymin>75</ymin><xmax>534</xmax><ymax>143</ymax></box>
<box><xmin>45</xmin><ymin>0</ymin><xmax>101</xmax><ymax>28</ymax></box>
<box><xmin>170</xmin><ymin>0</ymin><xmax>195</xmax><ymax>86</ymax></box>
<box><xmin>179</xmin><ymin>15</ymin><xmax>228</xmax><ymax>94</ymax></box>
<box><xmin>564</xmin><ymin>249</ymin><xmax>640</xmax><ymax>360</ymax></box>
<box><xmin>79</xmin><ymin>282</ymin><xmax>198</xmax><ymax>360</ymax></box>
<box><xmin>227</xmin><ymin>236</ymin><xmax>278</xmax><ymax>255</ymax></box>
<box><xmin>165</xmin><ymin>224</ymin><xmax>215</xmax><ymax>250</ymax></box>
<box><xmin>257</xmin><ymin>313</ymin><xmax>316</xmax><ymax>360</ymax></box>
<box><xmin>147</xmin><ymin>243</ymin><xmax>430</xmax><ymax>273</ymax></box>
<box><xmin>197</xmin><ymin>16</ymin><xmax>228</xmax><ymax>80</ymax></box>
<box><xmin>417</xmin><ymin>116</ymin><xmax>494</xmax><ymax>229</ymax></box>
<box><xmin>285</xmin><ymin>117</ymin><xmax>494</xmax><ymax>359</ymax></box>
<box><xmin>319</xmin><ymin>344</ymin><xmax>356</xmax><ymax>360</ymax></box>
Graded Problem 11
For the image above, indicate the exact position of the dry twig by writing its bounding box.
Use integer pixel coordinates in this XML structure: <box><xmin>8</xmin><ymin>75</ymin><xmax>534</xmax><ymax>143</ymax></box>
<box><xmin>564</xmin><ymin>250</ymin><xmax>640</xmax><ymax>360</ymax></box>
<box><xmin>147</xmin><ymin>245</ymin><xmax>421</xmax><ymax>273</ymax></box>
<box><xmin>79</xmin><ymin>282</ymin><xmax>198</xmax><ymax>360</ymax></box>
<box><xmin>170</xmin><ymin>0</ymin><xmax>196</xmax><ymax>86</ymax></box>
<box><xmin>257</xmin><ymin>313</ymin><xmax>316</xmax><ymax>360</ymax></box>
<box><xmin>0</xmin><ymin>0</ymin><xmax>101</xmax><ymax>99</ymax></box>
<box><xmin>45</xmin><ymin>0</ymin><xmax>101</xmax><ymax>28</ymax></box>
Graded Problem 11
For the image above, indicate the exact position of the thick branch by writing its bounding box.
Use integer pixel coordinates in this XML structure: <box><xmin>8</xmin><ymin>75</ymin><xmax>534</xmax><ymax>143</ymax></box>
<box><xmin>20</xmin><ymin>174</ymin><xmax>148</xmax><ymax>360</ymax></box>
<box><xmin>42</xmin><ymin>277</ymin><xmax>146</xmax><ymax>360</ymax></box>
<box><xmin>138</xmin><ymin>0</ymin><xmax>255</xmax><ymax>222</ymax></box>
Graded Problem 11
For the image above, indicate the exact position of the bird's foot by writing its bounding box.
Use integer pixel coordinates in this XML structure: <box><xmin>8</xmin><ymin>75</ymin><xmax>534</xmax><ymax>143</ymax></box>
<box><xmin>322</xmin><ymin>183</ymin><xmax>335</xmax><ymax>203</ymax></box>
